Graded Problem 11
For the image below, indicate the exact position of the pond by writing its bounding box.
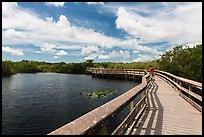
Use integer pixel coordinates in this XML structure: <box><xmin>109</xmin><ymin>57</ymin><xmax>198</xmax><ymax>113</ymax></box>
<box><xmin>2</xmin><ymin>73</ymin><xmax>139</xmax><ymax>135</ymax></box>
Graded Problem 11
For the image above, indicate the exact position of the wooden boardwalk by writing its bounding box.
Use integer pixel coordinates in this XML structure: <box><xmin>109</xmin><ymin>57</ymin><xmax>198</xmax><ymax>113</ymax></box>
<box><xmin>49</xmin><ymin>69</ymin><xmax>202</xmax><ymax>135</ymax></box>
<box><xmin>127</xmin><ymin>76</ymin><xmax>202</xmax><ymax>135</ymax></box>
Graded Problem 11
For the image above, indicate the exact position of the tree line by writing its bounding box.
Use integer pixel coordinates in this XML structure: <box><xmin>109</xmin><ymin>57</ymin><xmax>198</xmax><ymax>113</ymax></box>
<box><xmin>2</xmin><ymin>44</ymin><xmax>202</xmax><ymax>82</ymax></box>
<box><xmin>156</xmin><ymin>44</ymin><xmax>202</xmax><ymax>82</ymax></box>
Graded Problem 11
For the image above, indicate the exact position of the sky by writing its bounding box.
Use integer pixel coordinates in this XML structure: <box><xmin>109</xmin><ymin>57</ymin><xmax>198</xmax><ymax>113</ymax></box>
<box><xmin>2</xmin><ymin>2</ymin><xmax>202</xmax><ymax>63</ymax></box>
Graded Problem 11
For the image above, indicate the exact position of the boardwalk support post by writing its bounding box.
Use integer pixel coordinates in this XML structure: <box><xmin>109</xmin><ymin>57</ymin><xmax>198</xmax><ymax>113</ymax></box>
<box><xmin>99</xmin><ymin>123</ymin><xmax>108</xmax><ymax>135</ymax></box>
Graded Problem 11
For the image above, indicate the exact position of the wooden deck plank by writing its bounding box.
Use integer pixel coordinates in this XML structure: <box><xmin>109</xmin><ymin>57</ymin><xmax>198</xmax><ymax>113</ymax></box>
<box><xmin>129</xmin><ymin>76</ymin><xmax>202</xmax><ymax>135</ymax></box>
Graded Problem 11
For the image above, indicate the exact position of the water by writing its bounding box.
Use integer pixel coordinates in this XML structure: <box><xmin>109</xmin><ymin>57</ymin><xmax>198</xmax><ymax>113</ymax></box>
<box><xmin>2</xmin><ymin>73</ymin><xmax>138</xmax><ymax>135</ymax></box>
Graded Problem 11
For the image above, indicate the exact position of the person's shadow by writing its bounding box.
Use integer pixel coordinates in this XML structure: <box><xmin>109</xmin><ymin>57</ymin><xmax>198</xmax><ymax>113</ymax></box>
<box><xmin>130</xmin><ymin>80</ymin><xmax>164</xmax><ymax>135</ymax></box>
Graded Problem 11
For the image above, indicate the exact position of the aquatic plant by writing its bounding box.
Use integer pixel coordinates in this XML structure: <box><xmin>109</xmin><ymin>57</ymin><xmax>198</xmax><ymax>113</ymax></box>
<box><xmin>80</xmin><ymin>90</ymin><xmax>117</xmax><ymax>98</ymax></box>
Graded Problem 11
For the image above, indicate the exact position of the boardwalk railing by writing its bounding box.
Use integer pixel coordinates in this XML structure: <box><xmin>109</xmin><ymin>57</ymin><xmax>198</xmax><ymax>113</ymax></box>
<box><xmin>48</xmin><ymin>68</ymin><xmax>150</xmax><ymax>135</ymax></box>
<box><xmin>155</xmin><ymin>70</ymin><xmax>202</xmax><ymax>112</ymax></box>
<box><xmin>48</xmin><ymin>68</ymin><xmax>202</xmax><ymax>135</ymax></box>
<box><xmin>86</xmin><ymin>68</ymin><xmax>145</xmax><ymax>76</ymax></box>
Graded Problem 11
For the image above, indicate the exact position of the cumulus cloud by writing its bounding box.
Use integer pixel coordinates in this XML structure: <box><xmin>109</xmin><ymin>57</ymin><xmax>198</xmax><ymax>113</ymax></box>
<box><xmin>81</xmin><ymin>45</ymin><xmax>99</xmax><ymax>55</ymax></box>
<box><xmin>87</xmin><ymin>2</ymin><xmax>104</xmax><ymax>5</ymax></box>
<box><xmin>133</xmin><ymin>50</ymin><xmax>140</xmax><ymax>53</ymax></box>
<box><xmin>116</xmin><ymin>3</ymin><xmax>202</xmax><ymax>44</ymax></box>
<box><xmin>133</xmin><ymin>54</ymin><xmax>154</xmax><ymax>62</ymax></box>
<box><xmin>3</xmin><ymin>29</ymin><xmax>27</xmax><ymax>42</ymax></box>
<box><xmin>2</xmin><ymin>2</ymin><xmax>175</xmax><ymax>62</ymax></box>
<box><xmin>84</xmin><ymin>54</ymin><xmax>98</xmax><ymax>60</ymax></box>
<box><xmin>35</xmin><ymin>43</ymin><xmax>68</xmax><ymax>56</ymax></box>
<box><xmin>38</xmin><ymin>43</ymin><xmax>57</xmax><ymax>53</ymax></box>
<box><xmin>56</xmin><ymin>45</ymin><xmax>82</xmax><ymax>50</ymax></box>
<box><xmin>45</xmin><ymin>2</ymin><xmax>65</xmax><ymax>7</ymax></box>
<box><xmin>2</xmin><ymin>2</ymin><xmax>120</xmax><ymax>49</ymax></box>
<box><xmin>2</xmin><ymin>46</ymin><xmax>24</xmax><ymax>56</ymax></box>
<box><xmin>56</xmin><ymin>50</ymin><xmax>68</xmax><ymax>56</ymax></box>
<box><xmin>98</xmin><ymin>55</ymin><xmax>110</xmax><ymax>59</ymax></box>
<box><xmin>109</xmin><ymin>50</ymin><xmax>130</xmax><ymax>59</ymax></box>
<box><xmin>54</xmin><ymin>56</ymin><xmax>60</xmax><ymax>58</ymax></box>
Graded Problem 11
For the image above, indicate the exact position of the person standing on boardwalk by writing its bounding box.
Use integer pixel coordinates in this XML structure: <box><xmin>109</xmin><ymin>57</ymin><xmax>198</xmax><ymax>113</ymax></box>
<box><xmin>148</xmin><ymin>65</ymin><xmax>155</xmax><ymax>81</ymax></box>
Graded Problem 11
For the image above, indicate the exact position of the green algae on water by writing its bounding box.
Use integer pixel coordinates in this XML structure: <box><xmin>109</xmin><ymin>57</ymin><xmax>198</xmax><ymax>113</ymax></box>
<box><xmin>80</xmin><ymin>90</ymin><xmax>117</xmax><ymax>98</ymax></box>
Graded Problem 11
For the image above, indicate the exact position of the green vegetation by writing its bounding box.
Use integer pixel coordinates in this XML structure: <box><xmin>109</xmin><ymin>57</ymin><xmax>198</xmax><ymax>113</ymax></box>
<box><xmin>156</xmin><ymin>44</ymin><xmax>202</xmax><ymax>82</ymax></box>
<box><xmin>93</xmin><ymin>61</ymin><xmax>159</xmax><ymax>69</ymax></box>
<box><xmin>2</xmin><ymin>44</ymin><xmax>202</xmax><ymax>82</ymax></box>
<box><xmin>2</xmin><ymin>60</ymin><xmax>92</xmax><ymax>76</ymax></box>
<box><xmin>2</xmin><ymin>60</ymin><xmax>15</xmax><ymax>76</ymax></box>
<box><xmin>80</xmin><ymin>90</ymin><xmax>118</xmax><ymax>98</ymax></box>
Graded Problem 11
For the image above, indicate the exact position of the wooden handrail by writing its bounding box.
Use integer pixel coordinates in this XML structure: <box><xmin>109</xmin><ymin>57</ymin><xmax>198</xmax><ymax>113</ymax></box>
<box><xmin>48</xmin><ymin>69</ymin><xmax>150</xmax><ymax>135</ymax></box>
<box><xmin>155</xmin><ymin>70</ymin><xmax>202</xmax><ymax>112</ymax></box>
<box><xmin>155</xmin><ymin>70</ymin><xmax>202</xmax><ymax>90</ymax></box>
<box><xmin>48</xmin><ymin>68</ymin><xmax>202</xmax><ymax>135</ymax></box>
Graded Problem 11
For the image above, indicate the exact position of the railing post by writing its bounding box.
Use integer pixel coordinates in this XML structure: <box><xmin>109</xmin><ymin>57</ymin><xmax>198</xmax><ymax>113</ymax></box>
<box><xmin>179</xmin><ymin>81</ymin><xmax>182</xmax><ymax>86</ymax></box>
<box><xmin>99</xmin><ymin>123</ymin><xmax>108</xmax><ymax>135</ymax></box>
<box><xmin>133</xmin><ymin>70</ymin><xmax>135</xmax><ymax>82</ymax></box>
<box><xmin>125</xmin><ymin>70</ymin><xmax>127</xmax><ymax>80</ymax></box>
<box><xmin>188</xmin><ymin>86</ymin><xmax>192</xmax><ymax>101</ymax></box>
<box><xmin>142</xmin><ymin>89</ymin><xmax>146</xmax><ymax>107</ymax></box>
<box><xmin>130</xmin><ymin>99</ymin><xmax>135</xmax><ymax>111</ymax></box>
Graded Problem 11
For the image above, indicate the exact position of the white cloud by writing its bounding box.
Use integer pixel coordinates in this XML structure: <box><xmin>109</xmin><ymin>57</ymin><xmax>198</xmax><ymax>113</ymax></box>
<box><xmin>109</xmin><ymin>50</ymin><xmax>130</xmax><ymax>59</ymax></box>
<box><xmin>39</xmin><ymin>43</ymin><xmax>57</xmax><ymax>53</ymax></box>
<box><xmin>2</xmin><ymin>3</ymin><xmax>120</xmax><ymax>50</ymax></box>
<box><xmin>2</xmin><ymin>2</ymin><xmax>163</xmax><ymax>56</ymax></box>
<box><xmin>3</xmin><ymin>29</ymin><xmax>27</xmax><ymax>41</ymax></box>
<box><xmin>133</xmin><ymin>54</ymin><xmax>154</xmax><ymax>62</ymax></box>
<box><xmin>84</xmin><ymin>54</ymin><xmax>98</xmax><ymax>60</ymax></box>
<box><xmin>2</xmin><ymin>46</ymin><xmax>24</xmax><ymax>56</ymax></box>
<box><xmin>2</xmin><ymin>2</ymin><xmax>176</xmax><ymax>62</ymax></box>
<box><xmin>116</xmin><ymin>3</ymin><xmax>202</xmax><ymax>44</ymax></box>
<box><xmin>81</xmin><ymin>45</ymin><xmax>99</xmax><ymax>55</ymax></box>
<box><xmin>133</xmin><ymin>50</ymin><xmax>140</xmax><ymax>53</ymax></box>
<box><xmin>118</xmin><ymin>39</ymin><xmax>163</xmax><ymax>55</ymax></box>
<box><xmin>98</xmin><ymin>55</ymin><xmax>110</xmax><ymax>59</ymax></box>
<box><xmin>36</xmin><ymin>43</ymin><xmax>68</xmax><ymax>56</ymax></box>
<box><xmin>55</xmin><ymin>45</ymin><xmax>82</xmax><ymax>50</ymax></box>
<box><xmin>87</xmin><ymin>2</ymin><xmax>104</xmax><ymax>5</ymax></box>
<box><xmin>45</xmin><ymin>2</ymin><xmax>65</xmax><ymax>7</ymax></box>
<box><xmin>180</xmin><ymin>43</ymin><xmax>202</xmax><ymax>50</ymax></box>
<box><xmin>54</xmin><ymin>56</ymin><xmax>60</xmax><ymax>59</ymax></box>
<box><xmin>56</xmin><ymin>50</ymin><xmax>68</xmax><ymax>56</ymax></box>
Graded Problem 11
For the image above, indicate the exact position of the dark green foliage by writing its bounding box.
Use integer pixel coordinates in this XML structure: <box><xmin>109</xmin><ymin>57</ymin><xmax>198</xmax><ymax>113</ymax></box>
<box><xmin>84</xmin><ymin>59</ymin><xmax>94</xmax><ymax>68</ymax></box>
<box><xmin>69</xmin><ymin>63</ymin><xmax>86</xmax><ymax>74</ymax></box>
<box><xmin>93</xmin><ymin>61</ymin><xmax>159</xmax><ymax>70</ymax></box>
<box><xmin>2</xmin><ymin>60</ymin><xmax>13</xmax><ymax>76</ymax></box>
<box><xmin>2</xmin><ymin>60</ymin><xmax>87</xmax><ymax>76</ymax></box>
<box><xmin>156</xmin><ymin>44</ymin><xmax>202</xmax><ymax>82</ymax></box>
<box><xmin>13</xmin><ymin>60</ymin><xmax>42</xmax><ymax>73</ymax></box>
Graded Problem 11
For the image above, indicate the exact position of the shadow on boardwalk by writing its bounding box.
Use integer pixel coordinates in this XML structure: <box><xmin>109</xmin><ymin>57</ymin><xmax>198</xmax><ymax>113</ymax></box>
<box><xmin>131</xmin><ymin>80</ymin><xmax>164</xmax><ymax>135</ymax></box>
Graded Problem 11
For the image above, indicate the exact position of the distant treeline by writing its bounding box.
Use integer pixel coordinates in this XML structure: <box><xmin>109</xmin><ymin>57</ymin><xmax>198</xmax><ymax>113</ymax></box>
<box><xmin>2</xmin><ymin>44</ymin><xmax>202</xmax><ymax>82</ymax></box>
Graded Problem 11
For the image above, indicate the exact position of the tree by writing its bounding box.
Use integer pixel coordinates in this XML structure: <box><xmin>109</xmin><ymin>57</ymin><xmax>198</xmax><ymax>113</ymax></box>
<box><xmin>84</xmin><ymin>59</ymin><xmax>94</xmax><ymax>68</ymax></box>
<box><xmin>157</xmin><ymin>44</ymin><xmax>202</xmax><ymax>82</ymax></box>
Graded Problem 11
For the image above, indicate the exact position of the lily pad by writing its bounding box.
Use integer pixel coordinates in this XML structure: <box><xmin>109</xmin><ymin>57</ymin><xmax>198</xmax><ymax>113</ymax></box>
<box><xmin>80</xmin><ymin>90</ymin><xmax>117</xmax><ymax>98</ymax></box>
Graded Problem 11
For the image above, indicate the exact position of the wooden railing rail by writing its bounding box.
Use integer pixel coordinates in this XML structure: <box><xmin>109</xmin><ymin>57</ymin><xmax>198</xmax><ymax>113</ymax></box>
<box><xmin>155</xmin><ymin>70</ymin><xmax>202</xmax><ymax>112</ymax></box>
<box><xmin>86</xmin><ymin>68</ymin><xmax>145</xmax><ymax>75</ymax></box>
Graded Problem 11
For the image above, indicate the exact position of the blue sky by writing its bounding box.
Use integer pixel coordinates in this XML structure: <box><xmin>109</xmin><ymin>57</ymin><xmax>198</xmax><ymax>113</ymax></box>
<box><xmin>2</xmin><ymin>2</ymin><xmax>202</xmax><ymax>63</ymax></box>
